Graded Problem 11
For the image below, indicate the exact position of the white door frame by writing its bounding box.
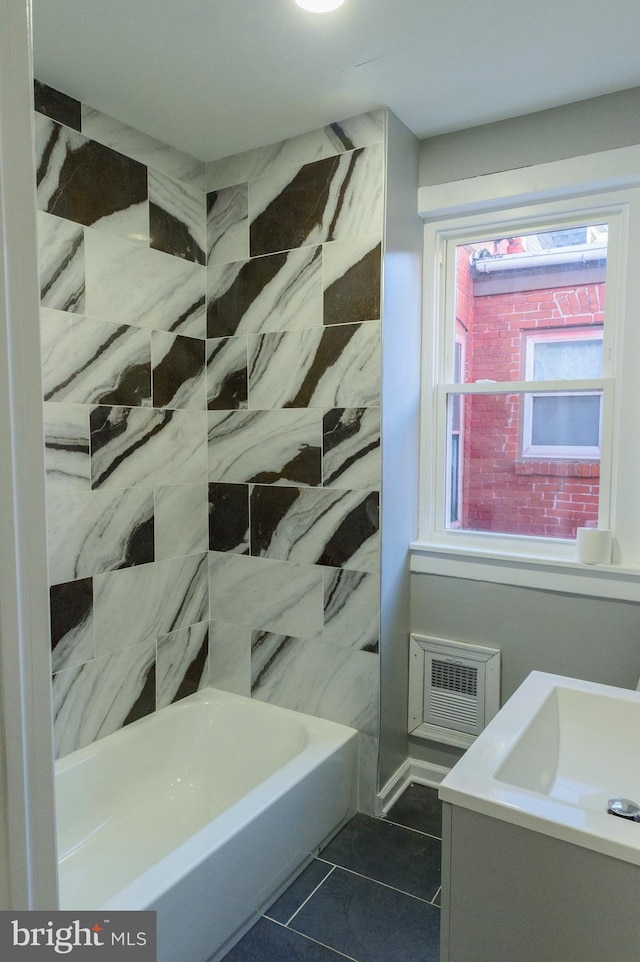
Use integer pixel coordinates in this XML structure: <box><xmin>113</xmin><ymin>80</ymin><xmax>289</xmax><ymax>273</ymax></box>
<box><xmin>0</xmin><ymin>0</ymin><xmax>58</xmax><ymax>908</ymax></box>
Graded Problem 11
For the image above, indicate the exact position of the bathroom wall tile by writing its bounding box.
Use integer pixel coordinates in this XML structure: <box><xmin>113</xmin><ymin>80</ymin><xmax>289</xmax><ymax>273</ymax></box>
<box><xmin>149</xmin><ymin>170</ymin><xmax>206</xmax><ymax>265</ymax></box>
<box><xmin>82</xmin><ymin>105</ymin><xmax>206</xmax><ymax>189</ymax></box>
<box><xmin>47</xmin><ymin>487</ymin><xmax>154</xmax><ymax>585</ymax></box>
<box><xmin>43</xmin><ymin>402</ymin><xmax>91</xmax><ymax>494</ymax></box>
<box><xmin>250</xmin><ymin>485</ymin><xmax>380</xmax><ymax>572</ymax></box>
<box><xmin>35</xmin><ymin>114</ymin><xmax>148</xmax><ymax>241</ymax></box>
<box><xmin>84</xmin><ymin>228</ymin><xmax>206</xmax><ymax>338</ymax></box>
<box><xmin>154</xmin><ymin>482</ymin><xmax>208</xmax><ymax>562</ymax></box>
<box><xmin>323</xmin><ymin>110</ymin><xmax>385</xmax><ymax>157</ymax></box>
<box><xmin>34</xmin><ymin>80</ymin><xmax>81</xmax><ymax>131</ymax></box>
<box><xmin>247</xmin><ymin>322</ymin><xmax>380</xmax><ymax>410</ymax></box>
<box><xmin>208</xmin><ymin>552</ymin><xmax>323</xmax><ymax>639</ymax></box>
<box><xmin>93</xmin><ymin>552</ymin><xmax>209</xmax><ymax>656</ymax></box>
<box><xmin>206</xmin><ymin>246</ymin><xmax>322</xmax><ymax>338</ymax></box>
<box><xmin>206</xmin><ymin>336</ymin><xmax>248</xmax><ymax>409</ymax></box>
<box><xmin>249</xmin><ymin>143</ymin><xmax>383</xmax><ymax>256</ymax></box>
<box><xmin>208</xmin><ymin>409</ymin><xmax>322</xmax><ymax>485</ymax></box>
<box><xmin>207</xmin><ymin>620</ymin><xmax>252</xmax><ymax>695</ymax></box>
<box><xmin>41</xmin><ymin>308</ymin><xmax>152</xmax><ymax>407</ymax></box>
<box><xmin>323</xmin><ymin>569</ymin><xmax>380</xmax><ymax>652</ymax></box>
<box><xmin>322</xmin><ymin>407</ymin><xmax>381</xmax><ymax>491</ymax></box>
<box><xmin>90</xmin><ymin>405</ymin><xmax>207</xmax><ymax>489</ymax></box>
<box><xmin>52</xmin><ymin>639</ymin><xmax>156</xmax><ymax>757</ymax></box>
<box><xmin>49</xmin><ymin>577</ymin><xmax>94</xmax><ymax>674</ymax></box>
<box><xmin>156</xmin><ymin>621</ymin><xmax>209</xmax><ymax>709</ymax></box>
<box><xmin>207</xmin><ymin>184</ymin><xmax>249</xmax><ymax>266</ymax></box>
<box><xmin>151</xmin><ymin>331</ymin><xmax>206</xmax><ymax>410</ymax></box>
<box><xmin>251</xmin><ymin>633</ymin><xmax>379</xmax><ymax>735</ymax></box>
<box><xmin>37</xmin><ymin>212</ymin><xmax>85</xmax><ymax>314</ymax></box>
<box><xmin>208</xmin><ymin>483</ymin><xmax>249</xmax><ymax>553</ymax></box>
<box><xmin>206</xmin><ymin>128</ymin><xmax>323</xmax><ymax>192</ymax></box>
<box><xmin>322</xmin><ymin>235</ymin><xmax>382</xmax><ymax>326</ymax></box>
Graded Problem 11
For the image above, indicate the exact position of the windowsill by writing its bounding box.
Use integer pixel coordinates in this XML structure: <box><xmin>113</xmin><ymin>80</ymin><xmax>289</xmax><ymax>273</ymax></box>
<box><xmin>410</xmin><ymin>540</ymin><xmax>640</xmax><ymax>602</ymax></box>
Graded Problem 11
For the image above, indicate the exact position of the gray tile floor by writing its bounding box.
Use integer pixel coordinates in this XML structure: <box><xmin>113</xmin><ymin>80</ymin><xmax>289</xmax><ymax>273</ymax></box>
<box><xmin>221</xmin><ymin>783</ymin><xmax>442</xmax><ymax>962</ymax></box>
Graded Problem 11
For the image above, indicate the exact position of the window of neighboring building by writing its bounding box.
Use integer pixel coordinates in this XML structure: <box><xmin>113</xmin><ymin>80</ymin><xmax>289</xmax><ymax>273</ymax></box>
<box><xmin>415</xmin><ymin>166</ymin><xmax>640</xmax><ymax>583</ymax></box>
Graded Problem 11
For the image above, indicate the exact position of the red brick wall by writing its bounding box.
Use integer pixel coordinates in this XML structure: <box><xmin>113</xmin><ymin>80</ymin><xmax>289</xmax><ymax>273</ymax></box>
<box><xmin>457</xmin><ymin>247</ymin><xmax>604</xmax><ymax>538</ymax></box>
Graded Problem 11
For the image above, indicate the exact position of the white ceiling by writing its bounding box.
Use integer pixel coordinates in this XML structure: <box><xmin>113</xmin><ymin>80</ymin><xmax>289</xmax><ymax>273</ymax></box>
<box><xmin>32</xmin><ymin>0</ymin><xmax>640</xmax><ymax>163</ymax></box>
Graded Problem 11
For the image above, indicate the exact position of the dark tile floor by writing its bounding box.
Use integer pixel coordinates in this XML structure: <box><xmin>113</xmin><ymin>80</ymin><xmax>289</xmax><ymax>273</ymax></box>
<box><xmin>221</xmin><ymin>783</ymin><xmax>442</xmax><ymax>962</ymax></box>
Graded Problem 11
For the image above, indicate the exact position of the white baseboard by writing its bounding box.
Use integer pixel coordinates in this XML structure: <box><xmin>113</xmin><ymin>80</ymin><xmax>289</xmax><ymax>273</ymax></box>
<box><xmin>376</xmin><ymin>757</ymin><xmax>452</xmax><ymax>817</ymax></box>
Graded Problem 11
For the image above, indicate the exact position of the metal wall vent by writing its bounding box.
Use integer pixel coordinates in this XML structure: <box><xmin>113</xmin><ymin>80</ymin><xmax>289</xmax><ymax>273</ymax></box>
<box><xmin>408</xmin><ymin>634</ymin><xmax>501</xmax><ymax>749</ymax></box>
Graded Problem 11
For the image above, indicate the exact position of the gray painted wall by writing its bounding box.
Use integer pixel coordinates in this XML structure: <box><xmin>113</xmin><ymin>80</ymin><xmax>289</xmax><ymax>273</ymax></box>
<box><xmin>412</xmin><ymin>88</ymin><xmax>640</xmax><ymax>771</ymax></box>
<box><xmin>419</xmin><ymin>86</ymin><xmax>640</xmax><ymax>186</ymax></box>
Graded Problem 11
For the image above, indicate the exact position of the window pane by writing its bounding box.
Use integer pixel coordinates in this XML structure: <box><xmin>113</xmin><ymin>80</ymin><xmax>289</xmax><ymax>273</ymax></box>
<box><xmin>454</xmin><ymin>223</ymin><xmax>607</xmax><ymax>385</ymax></box>
<box><xmin>531</xmin><ymin>394</ymin><xmax>601</xmax><ymax>447</ymax></box>
<box><xmin>446</xmin><ymin>392</ymin><xmax>600</xmax><ymax>539</ymax></box>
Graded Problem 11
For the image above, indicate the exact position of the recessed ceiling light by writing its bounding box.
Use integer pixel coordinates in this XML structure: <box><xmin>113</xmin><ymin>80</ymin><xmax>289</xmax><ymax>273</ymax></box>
<box><xmin>294</xmin><ymin>0</ymin><xmax>345</xmax><ymax>12</ymax></box>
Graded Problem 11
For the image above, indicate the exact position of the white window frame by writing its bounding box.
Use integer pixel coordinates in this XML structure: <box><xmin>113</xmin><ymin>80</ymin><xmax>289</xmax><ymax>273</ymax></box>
<box><xmin>412</xmin><ymin>146</ymin><xmax>640</xmax><ymax>602</ymax></box>
<box><xmin>522</xmin><ymin>327</ymin><xmax>604</xmax><ymax>459</ymax></box>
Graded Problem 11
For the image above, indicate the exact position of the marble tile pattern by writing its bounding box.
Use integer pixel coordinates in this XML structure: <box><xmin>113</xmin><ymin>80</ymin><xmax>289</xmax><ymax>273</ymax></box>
<box><xmin>38</xmin><ymin>83</ymin><xmax>385</xmax><ymax>789</ymax></box>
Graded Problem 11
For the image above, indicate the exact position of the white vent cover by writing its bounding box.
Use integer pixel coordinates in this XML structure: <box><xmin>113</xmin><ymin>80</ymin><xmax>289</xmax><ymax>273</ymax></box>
<box><xmin>408</xmin><ymin>634</ymin><xmax>501</xmax><ymax>748</ymax></box>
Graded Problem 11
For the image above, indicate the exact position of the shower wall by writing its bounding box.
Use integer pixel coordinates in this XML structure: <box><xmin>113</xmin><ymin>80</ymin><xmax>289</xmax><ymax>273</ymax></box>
<box><xmin>36</xmin><ymin>82</ymin><xmax>386</xmax><ymax>808</ymax></box>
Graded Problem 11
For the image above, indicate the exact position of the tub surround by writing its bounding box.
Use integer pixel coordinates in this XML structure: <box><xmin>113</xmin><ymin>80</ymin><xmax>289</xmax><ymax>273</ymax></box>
<box><xmin>36</xmin><ymin>81</ymin><xmax>385</xmax><ymax>806</ymax></box>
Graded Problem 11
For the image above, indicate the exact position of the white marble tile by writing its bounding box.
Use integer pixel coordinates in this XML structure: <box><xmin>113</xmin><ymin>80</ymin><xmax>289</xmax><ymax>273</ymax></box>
<box><xmin>37</xmin><ymin>211</ymin><xmax>84</xmax><ymax>314</ymax></box>
<box><xmin>322</xmin><ymin>232</ymin><xmax>382</xmax><ymax>325</ymax></box>
<box><xmin>52</xmin><ymin>639</ymin><xmax>156</xmax><ymax>757</ymax></box>
<box><xmin>207</xmin><ymin>336</ymin><xmax>248</xmax><ymax>410</ymax></box>
<box><xmin>323</xmin><ymin>568</ymin><xmax>380</xmax><ymax>651</ymax></box>
<box><xmin>84</xmin><ymin>227</ymin><xmax>206</xmax><ymax>338</ymax></box>
<box><xmin>208</xmin><ymin>409</ymin><xmax>322</xmax><ymax>485</ymax></box>
<box><xmin>82</xmin><ymin>105</ymin><xmax>206</xmax><ymax>189</ymax></box>
<box><xmin>151</xmin><ymin>331</ymin><xmax>207</xmax><ymax>410</ymax></box>
<box><xmin>41</xmin><ymin>308</ymin><xmax>152</xmax><ymax>407</ymax></box>
<box><xmin>251</xmin><ymin>633</ymin><xmax>379</xmax><ymax>735</ymax></box>
<box><xmin>247</xmin><ymin>322</ymin><xmax>380</xmax><ymax>409</ymax></box>
<box><xmin>206</xmin><ymin>245</ymin><xmax>322</xmax><ymax>338</ymax></box>
<box><xmin>90</xmin><ymin>406</ymin><xmax>207</xmax><ymax>489</ymax></box>
<box><xmin>93</xmin><ymin>552</ymin><xmax>209</xmax><ymax>656</ymax></box>
<box><xmin>43</xmin><ymin>402</ymin><xmax>91</xmax><ymax>494</ymax></box>
<box><xmin>207</xmin><ymin>184</ymin><xmax>249</xmax><ymax>266</ymax></box>
<box><xmin>149</xmin><ymin>169</ymin><xmax>206</xmax><ymax>264</ymax></box>
<box><xmin>323</xmin><ymin>110</ymin><xmax>386</xmax><ymax>157</ymax></box>
<box><xmin>208</xmin><ymin>551</ymin><xmax>323</xmax><ymax>640</ymax></box>
<box><xmin>206</xmin><ymin>128</ymin><xmax>323</xmax><ymax>191</ymax></box>
<box><xmin>323</xmin><ymin>407</ymin><xmax>381</xmax><ymax>491</ymax></box>
<box><xmin>154</xmin><ymin>482</ymin><xmax>208</xmax><ymax>561</ymax></box>
<box><xmin>46</xmin><ymin>486</ymin><xmax>154</xmax><ymax>585</ymax></box>
<box><xmin>207</xmin><ymin>619</ymin><xmax>252</xmax><ymax>696</ymax></box>
<box><xmin>156</xmin><ymin>621</ymin><xmax>209</xmax><ymax>709</ymax></box>
<box><xmin>250</xmin><ymin>486</ymin><xmax>380</xmax><ymax>573</ymax></box>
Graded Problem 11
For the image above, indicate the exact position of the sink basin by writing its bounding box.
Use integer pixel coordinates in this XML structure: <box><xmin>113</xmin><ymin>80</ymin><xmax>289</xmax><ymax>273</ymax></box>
<box><xmin>439</xmin><ymin>671</ymin><xmax>640</xmax><ymax>865</ymax></box>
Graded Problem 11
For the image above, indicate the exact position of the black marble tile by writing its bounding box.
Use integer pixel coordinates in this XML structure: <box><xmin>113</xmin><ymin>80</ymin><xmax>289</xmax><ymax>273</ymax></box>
<box><xmin>317</xmin><ymin>491</ymin><xmax>379</xmax><ymax>569</ymax></box>
<box><xmin>150</xmin><ymin>202</ymin><xmax>206</xmax><ymax>266</ymax></box>
<box><xmin>170</xmin><ymin>627</ymin><xmax>209</xmax><ymax>704</ymax></box>
<box><xmin>320</xmin><ymin>813</ymin><xmax>441</xmax><ymax>901</ymax></box>
<box><xmin>208</xmin><ymin>482</ymin><xmax>250</xmax><ymax>553</ymax></box>
<box><xmin>323</xmin><ymin>242</ymin><xmax>381</xmax><ymax>326</ymax></box>
<box><xmin>123</xmin><ymin>660</ymin><xmax>156</xmax><ymax>726</ymax></box>
<box><xmin>250</xmin><ymin>155</ymin><xmax>341</xmax><ymax>256</ymax></box>
<box><xmin>207</xmin><ymin>252</ymin><xmax>287</xmax><ymax>338</ymax></box>
<box><xmin>290</xmin><ymin>866</ymin><xmax>440</xmax><ymax>962</ymax></box>
<box><xmin>223</xmin><ymin>918</ymin><xmax>346</xmax><ymax>962</ymax></box>
<box><xmin>249</xmin><ymin>484</ymin><xmax>300</xmax><ymax>557</ymax></box>
<box><xmin>265</xmin><ymin>860</ymin><xmax>334</xmax><ymax>925</ymax></box>
<box><xmin>387</xmin><ymin>784</ymin><xmax>443</xmax><ymax>839</ymax></box>
<box><xmin>34</xmin><ymin>80</ymin><xmax>81</xmax><ymax>131</ymax></box>
<box><xmin>50</xmin><ymin>577</ymin><xmax>93</xmax><ymax>656</ymax></box>
<box><xmin>153</xmin><ymin>333</ymin><xmax>205</xmax><ymax>408</ymax></box>
<box><xmin>37</xmin><ymin>119</ymin><xmax>147</xmax><ymax>228</ymax></box>
<box><xmin>207</xmin><ymin>337</ymin><xmax>248</xmax><ymax>410</ymax></box>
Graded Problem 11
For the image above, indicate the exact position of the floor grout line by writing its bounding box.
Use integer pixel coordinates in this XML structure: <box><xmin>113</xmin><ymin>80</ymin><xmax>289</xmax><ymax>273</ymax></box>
<box><xmin>284</xmin><ymin>864</ymin><xmax>336</xmax><ymax>928</ymax></box>
<box><xmin>315</xmin><ymin>856</ymin><xmax>441</xmax><ymax>907</ymax></box>
<box><xmin>379</xmin><ymin>815</ymin><xmax>443</xmax><ymax>841</ymax></box>
<box><xmin>267</xmin><ymin>917</ymin><xmax>361</xmax><ymax>962</ymax></box>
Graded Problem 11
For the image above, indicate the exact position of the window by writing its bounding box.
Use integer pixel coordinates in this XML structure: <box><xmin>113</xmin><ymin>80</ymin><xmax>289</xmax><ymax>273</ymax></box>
<box><xmin>414</xmin><ymin>153</ymin><xmax>640</xmax><ymax>593</ymax></box>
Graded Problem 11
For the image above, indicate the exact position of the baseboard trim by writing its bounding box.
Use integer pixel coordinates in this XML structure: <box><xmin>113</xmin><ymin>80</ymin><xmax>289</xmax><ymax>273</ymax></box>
<box><xmin>376</xmin><ymin>757</ymin><xmax>452</xmax><ymax>817</ymax></box>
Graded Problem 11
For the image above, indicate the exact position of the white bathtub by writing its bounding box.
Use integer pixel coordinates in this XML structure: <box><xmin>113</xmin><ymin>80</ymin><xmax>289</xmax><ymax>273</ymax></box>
<box><xmin>55</xmin><ymin>687</ymin><xmax>359</xmax><ymax>962</ymax></box>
